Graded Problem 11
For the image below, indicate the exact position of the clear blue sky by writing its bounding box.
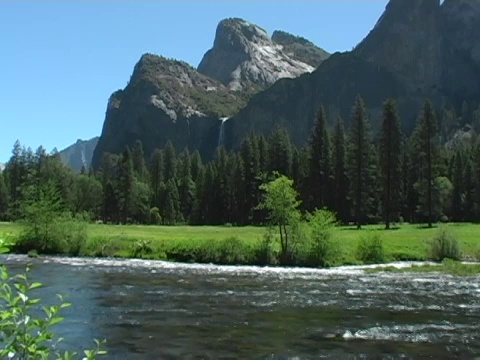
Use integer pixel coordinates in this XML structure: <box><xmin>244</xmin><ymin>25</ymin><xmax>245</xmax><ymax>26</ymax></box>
<box><xmin>0</xmin><ymin>1</ymin><xmax>388</xmax><ymax>163</ymax></box>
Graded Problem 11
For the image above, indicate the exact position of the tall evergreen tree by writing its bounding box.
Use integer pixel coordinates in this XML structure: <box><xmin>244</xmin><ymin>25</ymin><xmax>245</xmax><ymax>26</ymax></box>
<box><xmin>332</xmin><ymin>117</ymin><xmax>349</xmax><ymax>223</ymax></box>
<box><xmin>257</xmin><ymin>134</ymin><xmax>270</xmax><ymax>174</ymax></box>
<box><xmin>164</xmin><ymin>141</ymin><xmax>177</xmax><ymax>182</ymax></box>
<box><xmin>241</xmin><ymin>134</ymin><xmax>260</xmax><ymax>224</ymax></box>
<box><xmin>347</xmin><ymin>96</ymin><xmax>375</xmax><ymax>229</ymax></box>
<box><xmin>379</xmin><ymin>99</ymin><xmax>403</xmax><ymax>229</ymax></box>
<box><xmin>99</xmin><ymin>153</ymin><xmax>119</xmax><ymax>222</ymax></box>
<box><xmin>416</xmin><ymin>100</ymin><xmax>441</xmax><ymax>227</ymax></box>
<box><xmin>451</xmin><ymin>151</ymin><xmax>464</xmax><ymax>221</ymax></box>
<box><xmin>269</xmin><ymin>126</ymin><xmax>293</xmax><ymax>178</ymax></box>
<box><xmin>190</xmin><ymin>150</ymin><xmax>203</xmax><ymax>183</ymax></box>
<box><xmin>132</xmin><ymin>140</ymin><xmax>149</xmax><ymax>182</ymax></box>
<box><xmin>149</xmin><ymin>149</ymin><xmax>164</xmax><ymax>208</ymax></box>
<box><xmin>307</xmin><ymin>105</ymin><xmax>332</xmax><ymax>211</ymax></box>
<box><xmin>6</xmin><ymin>140</ymin><xmax>27</xmax><ymax>219</ymax></box>
<box><xmin>0</xmin><ymin>172</ymin><xmax>8</xmax><ymax>220</ymax></box>
<box><xmin>164</xmin><ymin>179</ymin><xmax>180</xmax><ymax>225</ymax></box>
<box><xmin>464</xmin><ymin>159</ymin><xmax>475</xmax><ymax>221</ymax></box>
<box><xmin>178</xmin><ymin>149</ymin><xmax>195</xmax><ymax>222</ymax></box>
<box><xmin>117</xmin><ymin>147</ymin><xmax>135</xmax><ymax>223</ymax></box>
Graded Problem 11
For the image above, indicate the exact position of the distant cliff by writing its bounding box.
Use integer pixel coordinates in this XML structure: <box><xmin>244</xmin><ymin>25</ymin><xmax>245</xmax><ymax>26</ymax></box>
<box><xmin>59</xmin><ymin>137</ymin><xmax>99</xmax><ymax>171</ymax></box>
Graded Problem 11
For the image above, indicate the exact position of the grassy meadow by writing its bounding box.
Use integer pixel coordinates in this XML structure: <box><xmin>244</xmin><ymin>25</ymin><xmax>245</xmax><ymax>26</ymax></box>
<box><xmin>1</xmin><ymin>221</ymin><xmax>480</xmax><ymax>267</ymax></box>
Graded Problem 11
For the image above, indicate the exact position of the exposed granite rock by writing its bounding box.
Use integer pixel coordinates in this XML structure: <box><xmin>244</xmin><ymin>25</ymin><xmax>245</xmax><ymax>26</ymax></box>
<box><xmin>58</xmin><ymin>137</ymin><xmax>99</xmax><ymax>171</ymax></box>
<box><xmin>197</xmin><ymin>18</ymin><xmax>319</xmax><ymax>91</ymax></box>
<box><xmin>271</xmin><ymin>30</ymin><xmax>329</xmax><ymax>68</ymax></box>
<box><xmin>91</xmin><ymin>54</ymin><xmax>247</xmax><ymax>168</ymax></box>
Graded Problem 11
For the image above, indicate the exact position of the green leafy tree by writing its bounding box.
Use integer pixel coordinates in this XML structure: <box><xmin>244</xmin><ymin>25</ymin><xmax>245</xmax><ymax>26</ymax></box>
<box><xmin>258</xmin><ymin>174</ymin><xmax>302</xmax><ymax>264</ymax></box>
<box><xmin>347</xmin><ymin>96</ymin><xmax>375</xmax><ymax>229</ymax></box>
<box><xmin>71</xmin><ymin>174</ymin><xmax>102</xmax><ymax>218</ymax></box>
<box><xmin>379</xmin><ymin>99</ymin><xmax>403</xmax><ymax>229</ymax></box>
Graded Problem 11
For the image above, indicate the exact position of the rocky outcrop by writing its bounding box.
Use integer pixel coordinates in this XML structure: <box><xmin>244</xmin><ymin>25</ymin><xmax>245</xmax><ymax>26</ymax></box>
<box><xmin>91</xmin><ymin>54</ymin><xmax>248</xmax><ymax>168</ymax></box>
<box><xmin>93</xmin><ymin>3</ymin><xmax>480</xmax><ymax>166</ymax></box>
<box><xmin>59</xmin><ymin>137</ymin><xmax>99</xmax><ymax>171</ymax></box>
<box><xmin>271</xmin><ymin>30</ymin><xmax>329</xmax><ymax>68</ymax></box>
<box><xmin>197</xmin><ymin>18</ymin><xmax>324</xmax><ymax>91</ymax></box>
<box><xmin>222</xmin><ymin>0</ymin><xmax>480</xmax><ymax>148</ymax></box>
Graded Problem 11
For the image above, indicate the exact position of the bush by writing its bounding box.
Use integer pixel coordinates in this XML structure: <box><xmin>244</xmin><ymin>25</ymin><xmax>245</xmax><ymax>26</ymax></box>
<box><xmin>301</xmin><ymin>209</ymin><xmax>339</xmax><ymax>267</ymax></box>
<box><xmin>131</xmin><ymin>239</ymin><xmax>153</xmax><ymax>258</ymax></box>
<box><xmin>0</xmin><ymin>238</ymin><xmax>106</xmax><ymax>359</ymax></box>
<box><xmin>255</xmin><ymin>229</ymin><xmax>278</xmax><ymax>265</ymax></box>
<box><xmin>356</xmin><ymin>233</ymin><xmax>385</xmax><ymax>264</ymax></box>
<box><xmin>16</xmin><ymin>212</ymin><xmax>89</xmax><ymax>256</ymax></box>
<box><xmin>429</xmin><ymin>228</ymin><xmax>461</xmax><ymax>261</ymax></box>
<box><xmin>149</xmin><ymin>207</ymin><xmax>162</xmax><ymax>225</ymax></box>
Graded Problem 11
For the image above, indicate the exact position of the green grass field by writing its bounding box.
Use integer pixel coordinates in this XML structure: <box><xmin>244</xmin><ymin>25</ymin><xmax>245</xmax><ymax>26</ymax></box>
<box><xmin>1</xmin><ymin>222</ymin><xmax>479</xmax><ymax>266</ymax></box>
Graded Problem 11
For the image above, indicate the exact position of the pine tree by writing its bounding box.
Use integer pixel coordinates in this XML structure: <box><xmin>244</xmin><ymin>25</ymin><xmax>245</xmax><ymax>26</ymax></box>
<box><xmin>164</xmin><ymin>179</ymin><xmax>180</xmax><ymax>225</ymax></box>
<box><xmin>347</xmin><ymin>96</ymin><xmax>375</xmax><ymax>229</ymax></box>
<box><xmin>132</xmin><ymin>140</ymin><xmax>149</xmax><ymax>182</ymax></box>
<box><xmin>269</xmin><ymin>126</ymin><xmax>293</xmax><ymax>178</ymax></box>
<box><xmin>241</xmin><ymin>134</ymin><xmax>260</xmax><ymax>224</ymax></box>
<box><xmin>451</xmin><ymin>151</ymin><xmax>464</xmax><ymax>221</ymax></box>
<box><xmin>257</xmin><ymin>134</ymin><xmax>269</xmax><ymax>174</ymax></box>
<box><xmin>415</xmin><ymin>100</ymin><xmax>441</xmax><ymax>227</ymax></box>
<box><xmin>332</xmin><ymin>117</ymin><xmax>349</xmax><ymax>223</ymax></box>
<box><xmin>164</xmin><ymin>141</ymin><xmax>177</xmax><ymax>182</ymax></box>
<box><xmin>0</xmin><ymin>172</ymin><xmax>8</xmax><ymax>220</ymax></box>
<box><xmin>149</xmin><ymin>149</ymin><xmax>164</xmax><ymax>208</ymax></box>
<box><xmin>5</xmin><ymin>140</ymin><xmax>27</xmax><ymax>219</ymax></box>
<box><xmin>190</xmin><ymin>150</ymin><xmax>203</xmax><ymax>183</ymax></box>
<box><xmin>307</xmin><ymin>105</ymin><xmax>332</xmax><ymax>211</ymax></box>
<box><xmin>379</xmin><ymin>99</ymin><xmax>403</xmax><ymax>229</ymax></box>
<box><xmin>464</xmin><ymin>159</ymin><xmax>475</xmax><ymax>221</ymax></box>
<box><xmin>117</xmin><ymin>147</ymin><xmax>135</xmax><ymax>223</ymax></box>
<box><xmin>178</xmin><ymin>149</ymin><xmax>195</xmax><ymax>222</ymax></box>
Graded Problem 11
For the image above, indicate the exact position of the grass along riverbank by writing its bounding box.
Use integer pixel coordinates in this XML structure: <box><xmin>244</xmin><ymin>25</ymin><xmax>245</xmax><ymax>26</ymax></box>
<box><xmin>1</xmin><ymin>222</ymin><xmax>480</xmax><ymax>267</ymax></box>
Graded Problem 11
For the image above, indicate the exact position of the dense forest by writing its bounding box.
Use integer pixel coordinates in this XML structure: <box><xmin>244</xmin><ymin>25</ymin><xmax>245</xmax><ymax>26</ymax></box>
<box><xmin>2</xmin><ymin>96</ymin><xmax>480</xmax><ymax>228</ymax></box>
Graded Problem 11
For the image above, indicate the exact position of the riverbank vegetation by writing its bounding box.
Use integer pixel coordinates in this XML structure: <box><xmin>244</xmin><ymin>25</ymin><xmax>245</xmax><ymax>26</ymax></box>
<box><xmin>2</xmin><ymin>220</ymin><xmax>480</xmax><ymax>267</ymax></box>
<box><xmin>0</xmin><ymin>238</ymin><xmax>106</xmax><ymax>359</ymax></box>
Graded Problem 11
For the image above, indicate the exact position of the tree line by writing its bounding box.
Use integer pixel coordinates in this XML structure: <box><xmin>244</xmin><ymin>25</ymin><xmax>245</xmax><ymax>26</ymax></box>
<box><xmin>2</xmin><ymin>95</ymin><xmax>480</xmax><ymax>228</ymax></box>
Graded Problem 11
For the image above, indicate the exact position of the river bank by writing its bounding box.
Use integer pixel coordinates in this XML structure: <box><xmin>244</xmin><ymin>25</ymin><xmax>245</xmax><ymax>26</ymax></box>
<box><xmin>1</xmin><ymin>222</ymin><xmax>480</xmax><ymax>269</ymax></box>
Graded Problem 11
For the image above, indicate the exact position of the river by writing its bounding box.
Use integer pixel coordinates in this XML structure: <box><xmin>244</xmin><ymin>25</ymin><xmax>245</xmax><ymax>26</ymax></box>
<box><xmin>1</xmin><ymin>255</ymin><xmax>480</xmax><ymax>359</ymax></box>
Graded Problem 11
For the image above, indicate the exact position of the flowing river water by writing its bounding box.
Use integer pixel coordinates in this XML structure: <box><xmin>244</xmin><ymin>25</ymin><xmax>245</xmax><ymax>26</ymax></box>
<box><xmin>2</xmin><ymin>255</ymin><xmax>480</xmax><ymax>359</ymax></box>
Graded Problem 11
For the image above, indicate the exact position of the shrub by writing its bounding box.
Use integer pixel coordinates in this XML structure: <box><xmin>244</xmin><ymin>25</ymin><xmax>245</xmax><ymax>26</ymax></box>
<box><xmin>0</xmin><ymin>238</ymin><xmax>106</xmax><ymax>359</ymax></box>
<box><xmin>131</xmin><ymin>239</ymin><xmax>153</xmax><ymax>258</ymax></box>
<box><xmin>356</xmin><ymin>233</ymin><xmax>385</xmax><ymax>264</ymax></box>
<box><xmin>255</xmin><ymin>229</ymin><xmax>278</xmax><ymax>266</ymax></box>
<box><xmin>301</xmin><ymin>209</ymin><xmax>339</xmax><ymax>267</ymax></box>
<box><xmin>16</xmin><ymin>212</ymin><xmax>89</xmax><ymax>256</ymax></box>
<box><xmin>149</xmin><ymin>207</ymin><xmax>162</xmax><ymax>225</ymax></box>
<box><xmin>429</xmin><ymin>228</ymin><xmax>461</xmax><ymax>261</ymax></box>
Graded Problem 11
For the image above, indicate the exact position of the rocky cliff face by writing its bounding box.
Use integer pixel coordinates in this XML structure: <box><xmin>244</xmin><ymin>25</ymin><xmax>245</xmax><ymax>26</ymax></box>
<box><xmin>91</xmin><ymin>54</ymin><xmax>248</xmax><ymax>168</ymax></box>
<box><xmin>59</xmin><ymin>137</ymin><xmax>99</xmax><ymax>171</ymax></box>
<box><xmin>197</xmin><ymin>18</ymin><xmax>327</xmax><ymax>91</ymax></box>
<box><xmin>93</xmin><ymin>3</ymin><xmax>480</xmax><ymax>166</ymax></box>
<box><xmin>223</xmin><ymin>0</ymin><xmax>480</xmax><ymax>148</ymax></box>
<box><xmin>271</xmin><ymin>30</ymin><xmax>330</xmax><ymax>68</ymax></box>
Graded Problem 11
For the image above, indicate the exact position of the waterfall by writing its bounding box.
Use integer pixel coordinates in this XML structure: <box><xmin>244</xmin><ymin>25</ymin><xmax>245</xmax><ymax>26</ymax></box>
<box><xmin>218</xmin><ymin>117</ymin><xmax>229</xmax><ymax>147</ymax></box>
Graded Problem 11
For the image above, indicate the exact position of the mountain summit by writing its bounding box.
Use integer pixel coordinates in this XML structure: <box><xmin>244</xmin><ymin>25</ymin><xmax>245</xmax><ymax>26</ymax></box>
<box><xmin>197</xmin><ymin>18</ymin><xmax>329</xmax><ymax>91</ymax></box>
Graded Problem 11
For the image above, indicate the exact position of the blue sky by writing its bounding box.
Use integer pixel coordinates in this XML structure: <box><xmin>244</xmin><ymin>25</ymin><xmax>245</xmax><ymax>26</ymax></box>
<box><xmin>0</xmin><ymin>1</ymin><xmax>388</xmax><ymax>163</ymax></box>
